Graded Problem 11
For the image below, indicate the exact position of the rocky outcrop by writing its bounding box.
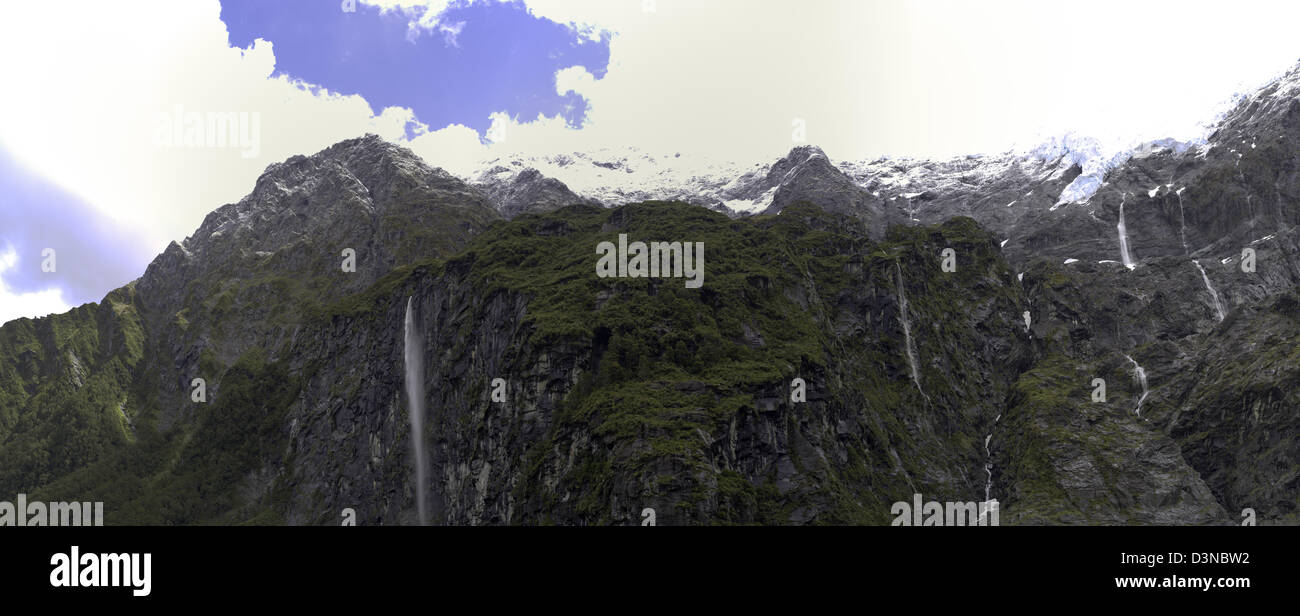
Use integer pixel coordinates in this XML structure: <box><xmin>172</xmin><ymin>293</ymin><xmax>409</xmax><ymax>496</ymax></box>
<box><xmin>473</xmin><ymin>166</ymin><xmax>595</xmax><ymax>218</ymax></box>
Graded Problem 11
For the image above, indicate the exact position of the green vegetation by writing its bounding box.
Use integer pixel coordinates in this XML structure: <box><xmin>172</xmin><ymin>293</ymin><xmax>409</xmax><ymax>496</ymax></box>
<box><xmin>454</xmin><ymin>201</ymin><xmax>1023</xmax><ymax>523</ymax></box>
<box><xmin>32</xmin><ymin>350</ymin><xmax>298</xmax><ymax>524</ymax></box>
<box><xmin>0</xmin><ymin>289</ymin><xmax>144</xmax><ymax>495</ymax></box>
<box><xmin>0</xmin><ymin>198</ymin><xmax>1067</xmax><ymax>525</ymax></box>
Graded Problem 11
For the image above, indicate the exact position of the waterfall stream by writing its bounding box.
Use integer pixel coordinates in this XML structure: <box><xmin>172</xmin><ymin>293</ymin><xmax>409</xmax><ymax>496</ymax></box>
<box><xmin>1176</xmin><ymin>187</ymin><xmax>1189</xmax><ymax>255</ymax></box>
<box><xmin>983</xmin><ymin>434</ymin><xmax>993</xmax><ymax>501</ymax></box>
<box><xmin>404</xmin><ymin>296</ymin><xmax>430</xmax><ymax>526</ymax></box>
<box><xmin>1117</xmin><ymin>193</ymin><xmax>1136</xmax><ymax>270</ymax></box>
<box><xmin>1237</xmin><ymin>163</ymin><xmax>1256</xmax><ymax>229</ymax></box>
<box><xmin>895</xmin><ymin>262</ymin><xmax>928</xmax><ymax>402</ymax></box>
<box><xmin>1192</xmin><ymin>260</ymin><xmax>1226</xmax><ymax>322</ymax></box>
<box><xmin>1123</xmin><ymin>354</ymin><xmax>1149</xmax><ymax>417</ymax></box>
<box><xmin>979</xmin><ymin>413</ymin><xmax>1001</xmax><ymax>523</ymax></box>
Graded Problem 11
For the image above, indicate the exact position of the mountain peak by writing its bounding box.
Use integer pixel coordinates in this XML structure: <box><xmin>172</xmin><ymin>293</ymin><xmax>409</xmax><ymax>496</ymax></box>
<box><xmin>472</xmin><ymin>165</ymin><xmax>593</xmax><ymax>218</ymax></box>
<box><xmin>784</xmin><ymin>144</ymin><xmax>828</xmax><ymax>159</ymax></box>
<box><xmin>137</xmin><ymin>134</ymin><xmax>497</xmax><ymax>319</ymax></box>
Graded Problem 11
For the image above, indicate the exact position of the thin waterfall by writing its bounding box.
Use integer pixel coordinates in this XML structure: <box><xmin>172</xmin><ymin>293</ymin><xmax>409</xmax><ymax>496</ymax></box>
<box><xmin>1192</xmin><ymin>260</ymin><xmax>1226</xmax><ymax>322</ymax></box>
<box><xmin>1176</xmin><ymin>187</ymin><xmax>1189</xmax><ymax>255</ymax></box>
<box><xmin>894</xmin><ymin>261</ymin><xmax>928</xmax><ymax>402</ymax></box>
<box><xmin>1238</xmin><ymin>163</ymin><xmax>1256</xmax><ymax>230</ymax></box>
<box><xmin>1123</xmin><ymin>354</ymin><xmax>1149</xmax><ymax>417</ymax></box>
<box><xmin>983</xmin><ymin>434</ymin><xmax>993</xmax><ymax>501</ymax></box>
<box><xmin>1117</xmin><ymin>193</ymin><xmax>1136</xmax><ymax>270</ymax></box>
<box><xmin>404</xmin><ymin>296</ymin><xmax>429</xmax><ymax>526</ymax></box>
<box><xmin>979</xmin><ymin>414</ymin><xmax>1000</xmax><ymax>524</ymax></box>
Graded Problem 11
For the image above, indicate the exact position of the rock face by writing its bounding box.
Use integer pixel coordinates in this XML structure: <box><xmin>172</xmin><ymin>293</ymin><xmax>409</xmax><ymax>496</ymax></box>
<box><xmin>473</xmin><ymin>166</ymin><xmax>595</xmax><ymax>219</ymax></box>
<box><xmin>130</xmin><ymin>135</ymin><xmax>501</xmax><ymax>428</ymax></box>
<box><xmin>6</xmin><ymin>65</ymin><xmax>1300</xmax><ymax>525</ymax></box>
<box><xmin>280</xmin><ymin>206</ymin><xmax>1036</xmax><ymax>524</ymax></box>
<box><xmin>756</xmin><ymin>146</ymin><xmax>900</xmax><ymax>235</ymax></box>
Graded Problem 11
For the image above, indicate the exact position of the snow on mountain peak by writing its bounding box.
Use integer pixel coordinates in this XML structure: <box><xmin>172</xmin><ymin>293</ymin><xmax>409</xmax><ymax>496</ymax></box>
<box><xmin>465</xmin><ymin>58</ymin><xmax>1300</xmax><ymax>221</ymax></box>
<box><xmin>468</xmin><ymin>148</ymin><xmax>772</xmax><ymax>214</ymax></box>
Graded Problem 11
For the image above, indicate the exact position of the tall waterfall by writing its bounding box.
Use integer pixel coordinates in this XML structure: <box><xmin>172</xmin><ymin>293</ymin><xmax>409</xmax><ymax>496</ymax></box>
<box><xmin>894</xmin><ymin>262</ymin><xmax>928</xmax><ymax>402</ymax></box>
<box><xmin>1123</xmin><ymin>354</ymin><xmax>1149</xmax><ymax>417</ymax></box>
<box><xmin>1192</xmin><ymin>260</ymin><xmax>1226</xmax><ymax>322</ymax></box>
<box><xmin>404</xmin><ymin>296</ymin><xmax>430</xmax><ymax>526</ymax></box>
<box><xmin>1117</xmin><ymin>193</ymin><xmax>1136</xmax><ymax>270</ymax></box>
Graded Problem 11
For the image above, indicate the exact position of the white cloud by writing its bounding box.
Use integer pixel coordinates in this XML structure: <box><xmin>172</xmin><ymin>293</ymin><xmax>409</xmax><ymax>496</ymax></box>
<box><xmin>405</xmin><ymin>123</ymin><xmax>487</xmax><ymax>176</ymax></box>
<box><xmin>555</xmin><ymin>66</ymin><xmax>597</xmax><ymax>97</ymax></box>
<box><xmin>360</xmin><ymin>0</ymin><xmax>477</xmax><ymax>41</ymax></box>
<box><xmin>439</xmin><ymin>20</ymin><xmax>467</xmax><ymax>47</ymax></box>
<box><xmin>0</xmin><ymin>248</ymin><xmax>71</xmax><ymax>326</ymax></box>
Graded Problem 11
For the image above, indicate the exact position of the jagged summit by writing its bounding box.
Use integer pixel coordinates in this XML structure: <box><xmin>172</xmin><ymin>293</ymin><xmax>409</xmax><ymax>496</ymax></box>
<box><xmin>173</xmin><ymin>134</ymin><xmax>489</xmax><ymax>264</ymax></box>
<box><xmin>756</xmin><ymin>145</ymin><xmax>895</xmax><ymax>230</ymax></box>
<box><xmin>469</xmin><ymin>147</ymin><xmax>757</xmax><ymax>215</ymax></box>
<box><xmin>133</xmin><ymin>134</ymin><xmax>500</xmax><ymax>396</ymax></box>
<box><xmin>472</xmin><ymin>165</ymin><xmax>595</xmax><ymax>218</ymax></box>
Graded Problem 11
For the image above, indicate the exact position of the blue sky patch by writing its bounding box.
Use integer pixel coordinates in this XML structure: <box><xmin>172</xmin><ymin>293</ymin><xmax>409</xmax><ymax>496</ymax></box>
<box><xmin>220</xmin><ymin>0</ymin><xmax>610</xmax><ymax>138</ymax></box>
<box><xmin>0</xmin><ymin>146</ymin><xmax>154</xmax><ymax>306</ymax></box>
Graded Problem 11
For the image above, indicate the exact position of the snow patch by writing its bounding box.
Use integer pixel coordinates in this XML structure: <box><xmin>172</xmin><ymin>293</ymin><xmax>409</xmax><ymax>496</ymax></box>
<box><xmin>723</xmin><ymin>185</ymin><xmax>779</xmax><ymax>214</ymax></box>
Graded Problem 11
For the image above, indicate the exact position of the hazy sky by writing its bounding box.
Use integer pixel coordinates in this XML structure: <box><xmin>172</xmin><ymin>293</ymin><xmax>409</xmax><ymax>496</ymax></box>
<box><xmin>3</xmin><ymin>0</ymin><xmax>1300</xmax><ymax>324</ymax></box>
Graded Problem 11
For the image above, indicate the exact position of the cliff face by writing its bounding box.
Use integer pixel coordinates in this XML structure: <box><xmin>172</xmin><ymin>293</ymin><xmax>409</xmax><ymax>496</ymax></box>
<box><xmin>6</xmin><ymin>66</ymin><xmax>1300</xmax><ymax>525</ymax></box>
<box><xmin>276</xmin><ymin>203</ymin><xmax>1038</xmax><ymax>525</ymax></box>
<box><xmin>133</xmin><ymin>135</ymin><xmax>501</xmax><ymax>429</ymax></box>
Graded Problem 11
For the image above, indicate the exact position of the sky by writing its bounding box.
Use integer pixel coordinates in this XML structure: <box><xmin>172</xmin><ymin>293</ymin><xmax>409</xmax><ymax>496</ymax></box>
<box><xmin>3</xmin><ymin>0</ymin><xmax>1300</xmax><ymax>325</ymax></box>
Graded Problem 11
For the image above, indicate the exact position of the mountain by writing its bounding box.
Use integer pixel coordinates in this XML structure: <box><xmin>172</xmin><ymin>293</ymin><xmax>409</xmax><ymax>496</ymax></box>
<box><xmin>472</xmin><ymin>165</ymin><xmax>597</xmax><ymax>218</ymax></box>
<box><xmin>470</xmin><ymin>147</ymin><xmax>762</xmax><ymax>216</ymax></box>
<box><xmin>6</xmin><ymin>63</ymin><xmax>1300</xmax><ymax>525</ymax></box>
